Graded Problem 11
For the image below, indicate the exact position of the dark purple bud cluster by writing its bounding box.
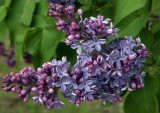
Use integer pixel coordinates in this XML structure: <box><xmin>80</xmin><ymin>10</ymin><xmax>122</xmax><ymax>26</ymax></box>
<box><xmin>2</xmin><ymin>67</ymin><xmax>38</xmax><ymax>102</ymax></box>
<box><xmin>2</xmin><ymin>57</ymin><xmax>72</xmax><ymax>109</ymax></box>
<box><xmin>2</xmin><ymin>2</ymin><xmax>150</xmax><ymax>110</ymax></box>
<box><xmin>48</xmin><ymin>3</ymin><xmax>119</xmax><ymax>46</ymax></box>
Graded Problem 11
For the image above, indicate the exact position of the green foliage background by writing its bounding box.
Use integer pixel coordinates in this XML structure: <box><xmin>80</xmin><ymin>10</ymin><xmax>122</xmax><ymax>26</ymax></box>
<box><xmin>0</xmin><ymin>0</ymin><xmax>160</xmax><ymax>113</ymax></box>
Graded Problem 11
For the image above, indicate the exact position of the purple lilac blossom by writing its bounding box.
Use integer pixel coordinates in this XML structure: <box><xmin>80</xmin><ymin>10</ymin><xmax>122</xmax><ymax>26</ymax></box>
<box><xmin>2</xmin><ymin>3</ymin><xmax>150</xmax><ymax>110</ymax></box>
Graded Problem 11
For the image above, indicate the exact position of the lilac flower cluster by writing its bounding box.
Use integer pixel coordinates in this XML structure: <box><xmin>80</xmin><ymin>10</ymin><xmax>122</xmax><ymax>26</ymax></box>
<box><xmin>2</xmin><ymin>2</ymin><xmax>149</xmax><ymax>110</ymax></box>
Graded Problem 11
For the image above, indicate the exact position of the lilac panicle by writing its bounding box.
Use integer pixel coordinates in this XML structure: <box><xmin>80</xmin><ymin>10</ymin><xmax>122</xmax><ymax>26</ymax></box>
<box><xmin>2</xmin><ymin>2</ymin><xmax>150</xmax><ymax>110</ymax></box>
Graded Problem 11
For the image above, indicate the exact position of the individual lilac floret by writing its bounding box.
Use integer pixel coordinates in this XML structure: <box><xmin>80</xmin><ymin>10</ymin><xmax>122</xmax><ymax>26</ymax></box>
<box><xmin>88</xmin><ymin>36</ymin><xmax>106</xmax><ymax>51</ymax></box>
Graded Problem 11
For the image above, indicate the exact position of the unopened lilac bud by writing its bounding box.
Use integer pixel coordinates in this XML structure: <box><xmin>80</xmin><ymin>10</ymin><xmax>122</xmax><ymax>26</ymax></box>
<box><xmin>59</xmin><ymin>20</ymin><xmax>65</xmax><ymax>26</ymax></box>
<box><xmin>21</xmin><ymin>90</ymin><xmax>27</xmax><ymax>96</ymax></box>
<box><xmin>88</xmin><ymin>73</ymin><xmax>92</xmax><ymax>78</ymax></box>
<box><xmin>81</xmin><ymin>97</ymin><xmax>84</xmax><ymax>101</ymax></box>
<box><xmin>39</xmin><ymin>90</ymin><xmax>44</xmax><ymax>95</ymax></box>
<box><xmin>141</xmin><ymin>83</ymin><xmax>144</xmax><ymax>88</ymax></box>
<box><xmin>52</xmin><ymin>73</ymin><xmax>57</xmax><ymax>78</ymax></box>
<box><xmin>75</xmin><ymin>68</ymin><xmax>81</xmax><ymax>74</ymax></box>
<box><xmin>72</xmin><ymin>74</ymin><xmax>78</xmax><ymax>79</ymax></box>
<box><xmin>142</xmin><ymin>54</ymin><xmax>146</xmax><ymax>58</ymax></box>
<box><xmin>118</xmin><ymin>97</ymin><xmax>123</xmax><ymax>102</ymax></box>
<box><xmin>113</xmin><ymin>97</ymin><xmax>118</xmax><ymax>102</ymax></box>
<box><xmin>124</xmin><ymin>67</ymin><xmax>130</xmax><ymax>72</ymax></box>
<box><xmin>75</xmin><ymin>34</ymin><xmax>80</xmax><ymax>39</ymax></box>
<box><xmin>81</xmin><ymin>93</ymin><xmax>85</xmax><ymax>97</ymax></box>
<box><xmin>142</xmin><ymin>46</ymin><xmax>147</xmax><ymax>51</ymax></box>
<box><xmin>97</xmin><ymin>20</ymin><xmax>102</xmax><ymax>27</ymax></box>
<box><xmin>107</xmin><ymin>28</ymin><xmax>114</xmax><ymax>34</ymax></box>
<box><xmin>131</xmin><ymin>82</ymin><xmax>136</xmax><ymax>90</ymax></box>
<box><xmin>93</xmin><ymin>60</ymin><xmax>98</xmax><ymax>65</ymax></box>
<box><xmin>31</xmin><ymin>87</ymin><xmax>37</xmax><ymax>93</ymax></box>
<box><xmin>78</xmin><ymin>9</ymin><xmax>83</xmax><ymax>16</ymax></box>
<box><xmin>136</xmin><ymin>77</ymin><xmax>141</xmax><ymax>82</ymax></box>
<box><xmin>18</xmin><ymin>94</ymin><xmax>22</xmax><ymax>99</ymax></box>
<box><xmin>76</xmin><ymin>99</ymin><xmax>81</xmax><ymax>105</ymax></box>
<box><xmin>98</xmin><ymin>29</ymin><xmax>102</xmax><ymax>34</ymax></box>
<box><xmin>71</xmin><ymin>22</ymin><xmax>76</xmax><ymax>26</ymax></box>
<box><xmin>75</xmin><ymin>90</ymin><xmax>80</xmax><ymax>95</ymax></box>
<box><xmin>4</xmin><ymin>87</ymin><xmax>8</xmax><ymax>92</ymax></box>
<box><xmin>67</xmin><ymin>35</ymin><xmax>74</xmax><ymax>41</ymax></box>
<box><xmin>48</xmin><ymin>88</ymin><xmax>54</xmax><ymax>94</ymax></box>
<box><xmin>11</xmin><ymin>87</ymin><xmax>16</xmax><ymax>92</ymax></box>
<box><xmin>143</xmin><ymin>51</ymin><xmax>148</xmax><ymax>55</ymax></box>
<box><xmin>47</xmin><ymin>105</ymin><xmax>52</xmax><ymax>110</ymax></box>
<box><xmin>122</xmin><ymin>60</ymin><xmax>128</xmax><ymax>64</ymax></box>
<box><xmin>137</xmin><ymin>49</ymin><xmax>142</xmax><ymax>54</ymax></box>
<box><xmin>137</xmin><ymin>84</ymin><xmax>141</xmax><ymax>88</ymax></box>
<box><xmin>17</xmin><ymin>89</ymin><xmax>21</xmax><ymax>94</ymax></box>
<box><xmin>42</xmin><ymin>96</ymin><xmax>47</xmax><ymax>102</ymax></box>
<box><xmin>24</xmin><ymin>97</ymin><xmax>28</xmax><ymax>103</ymax></box>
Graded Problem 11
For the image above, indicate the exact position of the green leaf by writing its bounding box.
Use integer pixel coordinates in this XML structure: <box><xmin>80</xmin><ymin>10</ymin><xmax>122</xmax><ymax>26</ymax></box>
<box><xmin>99</xmin><ymin>3</ymin><xmax>115</xmax><ymax>20</ymax></box>
<box><xmin>0</xmin><ymin>21</ymin><xmax>9</xmax><ymax>41</ymax></box>
<box><xmin>124</xmin><ymin>75</ymin><xmax>159</xmax><ymax>113</ymax></box>
<box><xmin>114</xmin><ymin>0</ymin><xmax>147</xmax><ymax>24</ymax></box>
<box><xmin>24</xmin><ymin>26</ymin><xmax>66</xmax><ymax>68</ymax></box>
<box><xmin>40</xmin><ymin>26</ymin><xmax>66</xmax><ymax>64</ymax></box>
<box><xmin>108</xmin><ymin>11</ymin><xmax>149</xmax><ymax>42</ymax></box>
<box><xmin>5</xmin><ymin>0</ymin><xmax>36</xmax><ymax>44</ymax></box>
<box><xmin>24</xmin><ymin>28</ymin><xmax>43</xmax><ymax>68</ymax></box>
<box><xmin>78</xmin><ymin>0</ymin><xmax>92</xmax><ymax>5</ymax></box>
<box><xmin>117</xmin><ymin>11</ymin><xmax>149</xmax><ymax>38</ymax></box>
<box><xmin>0</xmin><ymin>0</ymin><xmax>5</xmax><ymax>6</ymax></box>
<box><xmin>25</xmin><ymin>28</ymin><xmax>42</xmax><ymax>56</ymax></box>
<box><xmin>151</xmin><ymin>21</ymin><xmax>160</xmax><ymax>33</ymax></box>
<box><xmin>138</xmin><ymin>28</ymin><xmax>154</xmax><ymax>50</ymax></box>
<box><xmin>151</xmin><ymin>30</ymin><xmax>160</xmax><ymax>55</ymax></box>
<box><xmin>131</xmin><ymin>75</ymin><xmax>159</xmax><ymax>104</ymax></box>
<box><xmin>0</xmin><ymin>6</ymin><xmax>7</xmax><ymax>22</ymax></box>
<box><xmin>56</xmin><ymin>43</ymin><xmax>77</xmax><ymax>65</ymax></box>
<box><xmin>31</xmin><ymin>0</ymin><xmax>49</xmax><ymax>27</ymax></box>
<box><xmin>151</xmin><ymin>30</ymin><xmax>160</xmax><ymax>65</ymax></box>
<box><xmin>124</xmin><ymin>95</ymin><xmax>159</xmax><ymax>113</ymax></box>
<box><xmin>5</xmin><ymin>0</ymin><xmax>12</xmax><ymax>7</ymax></box>
<box><xmin>20</xmin><ymin>1</ymin><xmax>36</xmax><ymax>26</ymax></box>
<box><xmin>15</xmin><ymin>25</ymin><xmax>29</xmax><ymax>62</ymax></box>
<box><xmin>152</xmin><ymin>0</ymin><xmax>160</xmax><ymax>15</ymax></box>
<box><xmin>156</xmin><ymin>74</ymin><xmax>160</xmax><ymax>112</ymax></box>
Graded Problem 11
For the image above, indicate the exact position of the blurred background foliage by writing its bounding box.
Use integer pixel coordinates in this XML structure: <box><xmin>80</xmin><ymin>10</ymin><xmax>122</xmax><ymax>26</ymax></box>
<box><xmin>0</xmin><ymin>0</ymin><xmax>160</xmax><ymax>113</ymax></box>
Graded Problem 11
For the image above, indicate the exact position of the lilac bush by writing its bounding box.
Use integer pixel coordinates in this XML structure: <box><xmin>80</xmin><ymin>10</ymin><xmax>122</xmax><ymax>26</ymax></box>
<box><xmin>1</xmin><ymin>0</ymin><xmax>149</xmax><ymax>110</ymax></box>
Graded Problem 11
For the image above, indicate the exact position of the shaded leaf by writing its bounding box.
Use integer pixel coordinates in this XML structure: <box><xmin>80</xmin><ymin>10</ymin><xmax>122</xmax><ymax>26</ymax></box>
<box><xmin>15</xmin><ymin>25</ymin><xmax>29</xmax><ymax>62</ymax></box>
<box><xmin>151</xmin><ymin>21</ymin><xmax>160</xmax><ymax>33</ymax></box>
<box><xmin>138</xmin><ymin>28</ymin><xmax>154</xmax><ymax>50</ymax></box>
